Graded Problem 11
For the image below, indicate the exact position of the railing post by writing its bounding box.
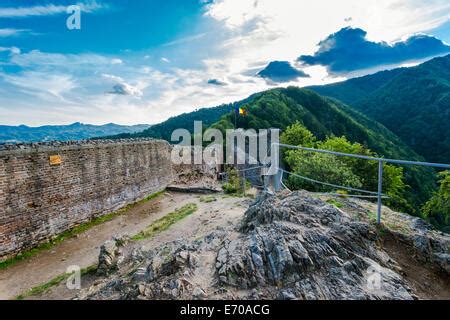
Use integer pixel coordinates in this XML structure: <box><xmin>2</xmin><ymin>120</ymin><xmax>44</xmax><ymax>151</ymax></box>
<box><xmin>242</xmin><ymin>170</ymin><xmax>246</xmax><ymax>196</ymax></box>
<box><xmin>273</xmin><ymin>168</ymin><xmax>282</xmax><ymax>192</ymax></box>
<box><xmin>377</xmin><ymin>160</ymin><xmax>383</xmax><ymax>224</ymax></box>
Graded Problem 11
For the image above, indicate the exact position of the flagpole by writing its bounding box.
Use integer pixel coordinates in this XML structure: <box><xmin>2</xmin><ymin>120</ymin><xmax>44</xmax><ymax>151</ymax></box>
<box><xmin>234</xmin><ymin>104</ymin><xmax>237</xmax><ymax>129</ymax></box>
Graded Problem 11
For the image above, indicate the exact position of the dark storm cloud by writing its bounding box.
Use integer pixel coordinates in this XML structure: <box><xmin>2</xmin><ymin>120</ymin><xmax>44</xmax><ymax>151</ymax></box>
<box><xmin>257</xmin><ymin>61</ymin><xmax>309</xmax><ymax>82</ymax></box>
<box><xmin>298</xmin><ymin>27</ymin><xmax>450</xmax><ymax>74</ymax></box>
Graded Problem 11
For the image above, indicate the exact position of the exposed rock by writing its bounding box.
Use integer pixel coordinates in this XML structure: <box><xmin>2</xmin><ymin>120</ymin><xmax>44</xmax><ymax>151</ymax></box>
<box><xmin>82</xmin><ymin>191</ymin><xmax>448</xmax><ymax>300</ymax></box>
<box><xmin>97</xmin><ymin>235</ymin><xmax>129</xmax><ymax>276</ymax></box>
<box><xmin>215</xmin><ymin>191</ymin><xmax>414</xmax><ymax>299</ymax></box>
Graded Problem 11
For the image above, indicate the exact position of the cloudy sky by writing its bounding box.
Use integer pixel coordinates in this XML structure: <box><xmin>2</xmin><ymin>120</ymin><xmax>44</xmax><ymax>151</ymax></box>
<box><xmin>0</xmin><ymin>0</ymin><xmax>449</xmax><ymax>126</ymax></box>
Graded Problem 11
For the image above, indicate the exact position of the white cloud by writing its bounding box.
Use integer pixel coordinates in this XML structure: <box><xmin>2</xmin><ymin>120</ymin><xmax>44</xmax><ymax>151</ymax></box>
<box><xmin>0</xmin><ymin>46</ymin><xmax>21</xmax><ymax>54</ymax></box>
<box><xmin>108</xmin><ymin>83</ymin><xmax>143</xmax><ymax>97</ymax></box>
<box><xmin>8</xmin><ymin>50</ymin><xmax>123</xmax><ymax>69</ymax></box>
<box><xmin>102</xmin><ymin>74</ymin><xmax>143</xmax><ymax>97</ymax></box>
<box><xmin>2</xmin><ymin>71</ymin><xmax>76</xmax><ymax>102</ymax></box>
<box><xmin>162</xmin><ymin>32</ymin><xmax>208</xmax><ymax>47</ymax></box>
<box><xmin>111</xmin><ymin>58</ymin><xmax>123</xmax><ymax>65</ymax></box>
<box><xmin>205</xmin><ymin>0</ymin><xmax>450</xmax><ymax>46</ymax></box>
<box><xmin>205</xmin><ymin>0</ymin><xmax>450</xmax><ymax>59</ymax></box>
<box><xmin>0</xmin><ymin>28</ymin><xmax>29</xmax><ymax>37</ymax></box>
<box><xmin>0</xmin><ymin>1</ymin><xmax>104</xmax><ymax>18</ymax></box>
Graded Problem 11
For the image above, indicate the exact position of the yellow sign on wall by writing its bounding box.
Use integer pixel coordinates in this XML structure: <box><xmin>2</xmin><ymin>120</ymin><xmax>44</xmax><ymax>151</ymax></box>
<box><xmin>49</xmin><ymin>155</ymin><xmax>62</xmax><ymax>166</ymax></box>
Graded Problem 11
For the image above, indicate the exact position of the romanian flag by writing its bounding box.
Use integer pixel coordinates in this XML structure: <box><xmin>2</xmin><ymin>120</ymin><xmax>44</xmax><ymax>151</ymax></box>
<box><xmin>238</xmin><ymin>107</ymin><xmax>248</xmax><ymax>116</ymax></box>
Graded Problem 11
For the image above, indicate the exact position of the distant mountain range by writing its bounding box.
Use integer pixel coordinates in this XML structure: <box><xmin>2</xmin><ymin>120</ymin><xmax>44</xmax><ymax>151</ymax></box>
<box><xmin>0</xmin><ymin>122</ymin><xmax>151</xmax><ymax>143</ymax></box>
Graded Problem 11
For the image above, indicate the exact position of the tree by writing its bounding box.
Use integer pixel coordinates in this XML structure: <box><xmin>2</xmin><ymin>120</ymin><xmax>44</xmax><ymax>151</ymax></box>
<box><xmin>285</xmin><ymin>151</ymin><xmax>363</xmax><ymax>192</ymax></box>
<box><xmin>280</xmin><ymin>121</ymin><xmax>316</xmax><ymax>147</ymax></box>
<box><xmin>317</xmin><ymin>136</ymin><xmax>409</xmax><ymax>211</ymax></box>
<box><xmin>422</xmin><ymin>171</ymin><xmax>450</xmax><ymax>230</ymax></box>
<box><xmin>280</xmin><ymin>124</ymin><xmax>409</xmax><ymax>211</ymax></box>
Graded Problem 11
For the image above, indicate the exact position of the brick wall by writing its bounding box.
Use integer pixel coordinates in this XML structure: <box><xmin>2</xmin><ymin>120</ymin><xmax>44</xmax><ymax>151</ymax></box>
<box><xmin>0</xmin><ymin>139</ymin><xmax>174</xmax><ymax>259</ymax></box>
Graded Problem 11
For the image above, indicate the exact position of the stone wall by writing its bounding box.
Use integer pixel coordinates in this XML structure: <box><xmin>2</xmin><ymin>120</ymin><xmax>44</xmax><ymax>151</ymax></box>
<box><xmin>0</xmin><ymin>139</ymin><xmax>174</xmax><ymax>259</ymax></box>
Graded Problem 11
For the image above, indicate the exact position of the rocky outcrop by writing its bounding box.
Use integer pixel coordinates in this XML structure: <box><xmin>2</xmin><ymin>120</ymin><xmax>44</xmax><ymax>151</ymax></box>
<box><xmin>97</xmin><ymin>235</ymin><xmax>130</xmax><ymax>276</ymax></box>
<box><xmin>215</xmin><ymin>191</ymin><xmax>414</xmax><ymax>299</ymax></box>
<box><xmin>82</xmin><ymin>191</ymin><xmax>449</xmax><ymax>300</ymax></box>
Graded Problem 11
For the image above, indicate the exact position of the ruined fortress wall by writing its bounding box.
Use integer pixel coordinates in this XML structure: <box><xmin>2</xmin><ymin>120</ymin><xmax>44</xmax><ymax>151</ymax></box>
<box><xmin>0</xmin><ymin>139</ymin><xmax>174</xmax><ymax>259</ymax></box>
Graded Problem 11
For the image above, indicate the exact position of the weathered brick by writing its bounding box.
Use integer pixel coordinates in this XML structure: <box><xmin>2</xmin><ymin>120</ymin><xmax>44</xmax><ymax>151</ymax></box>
<box><xmin>0</xmin><ymin>140</ymin><xmax>174</xmax><ymax>259</ymax></box>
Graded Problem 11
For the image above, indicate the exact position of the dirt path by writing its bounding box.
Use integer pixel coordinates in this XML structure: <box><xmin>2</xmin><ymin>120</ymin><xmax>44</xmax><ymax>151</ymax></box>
<box><xmin>0</xmin><ymin>192</ymin><xmax>248</xmax><ymax>300</ymax></box>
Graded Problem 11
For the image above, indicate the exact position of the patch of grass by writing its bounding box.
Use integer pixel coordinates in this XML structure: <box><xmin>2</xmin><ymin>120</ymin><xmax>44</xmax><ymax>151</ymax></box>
<box><xmin>131</xmin><ymin>203</ymin><xmax>198</xmax><ymax>241</ymax></box>
<box><xmin>326</xmin><ymin>198</ymin><xmax>344</xmax><ymax>209</ymax></box>
<box><xmin>200</xmin><ymin>195</ymin><xmax>217</xmax><ymax>203</ymax></box>
<box><xmin>368</xmin><ymin>211</ymin><xmax>378</xmax><ymax>222</ymax></box>
<box><xmin>375</xmin><ymin>224</ymin><xmax>388</xmax><ymax>238</ymax></box>
<box><xmin>15</xmin><ymin>265</ymin><xmax>97</xmax><ymax>300</ymax></box>
<box><xmin>0</xmin><ymin>190</ymin><xmax>165</xmax><ymax>270</ymax></box>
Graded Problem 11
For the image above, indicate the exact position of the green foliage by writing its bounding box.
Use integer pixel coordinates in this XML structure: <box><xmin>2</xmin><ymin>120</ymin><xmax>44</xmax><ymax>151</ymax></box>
<box><xmin>285</xmin><ymin>151</ymin><xmax>363</xmax><ymax>192</ymax></box>
<box><xmin>422</xmin><ymin>171</ymin><xmax>450</xmax><ymax>230</ymax></box>
<box><xmin>15</xmin><ymin>265</ymin><xmax>97</xmax><ymax>300</ymax></box>
<box><xmin>222</xmin><ymin>182</ymin><xmax>238</xmax><ymax>194</ymax></box>
<box><xmin>280</xmin><ymin>121</ymin><xmax>316</xmax><ymax>147</ymax></box>
<box><xmin>281</xmin><ymin>124</ymin><xmax>410</xmax><ymax>212</ymax></box>
<box><xmin>199</xmin><ymin>195</ymin><xmax>217</xmax><ymax>203</ymax></box>
<box><xmin>132</xmin><ymin>203</ymin><xmax>198</xmax><ymax>241</ymax></box>
<box><xmin>326</xmin><ymin>198</ymin><xmax>344</xmax><ymax>209</ymax></box>
<box><xmin>222</xmin><ymin>167</ymin><xmax>250</xmax><ymax>195</ymax></box>
<box><xmin>317</xmin><ymin>136</ymin><xmax>410</xmax><ymax>211</ymax></box>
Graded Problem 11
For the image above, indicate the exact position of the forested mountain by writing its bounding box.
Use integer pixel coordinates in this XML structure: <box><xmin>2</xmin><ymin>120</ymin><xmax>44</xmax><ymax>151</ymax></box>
<box><xmin>308</xmin><ymin>54</ymin><xmax>450</xmax><ymax>163</ymax></box>
<box><xmin>0</xmin><ymin>122</ymin><xmax>151</xmax><ymax>143</ymax></box>
<box><xmin>210</xmin><ymin>87</ymin><xmax>436</xmax><ymax>209</ymax></box>
<box><xmin>307</xmin><ymin>68</ymin><xmax>405</xmax><ymax>105</ymax></box>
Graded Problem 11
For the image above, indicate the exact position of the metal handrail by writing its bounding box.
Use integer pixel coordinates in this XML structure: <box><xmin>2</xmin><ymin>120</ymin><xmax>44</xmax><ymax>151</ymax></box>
<box><xmin>315</xmin><ymin>192</ymin><xmax>389</xmax><ymax>199</ymax></box>
<box><xmin>236</xmin><ymin>165</ymin><xmax>266</xmax><ymax>173</ymax></box>
<box><xmin>271</xmin><ymin>142</ymin><xmax>450</xmax><ymax>224</ymax></box>
<box><xmin>280</xmin><ymin>169</ymin><xmax>382</xmax><ymax>196</ymax></box>
<box><xmin>276</xmin><ymin>143</ymin><xmax>450</xmax><ymax>169</ymax></box>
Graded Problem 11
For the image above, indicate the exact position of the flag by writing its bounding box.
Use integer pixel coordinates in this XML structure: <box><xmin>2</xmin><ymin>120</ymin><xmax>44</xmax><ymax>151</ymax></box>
<box><xmin>239</xmin><ymin>108</ymin><xmax>248</xmax><ymax>116</ymax></box>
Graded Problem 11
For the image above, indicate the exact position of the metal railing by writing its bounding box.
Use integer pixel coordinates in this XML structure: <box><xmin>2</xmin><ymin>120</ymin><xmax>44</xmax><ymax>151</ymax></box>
<box><xmin>272</xmin><ymin>143</ymin><xmax>450</xmax><ymax>224</ymax></box>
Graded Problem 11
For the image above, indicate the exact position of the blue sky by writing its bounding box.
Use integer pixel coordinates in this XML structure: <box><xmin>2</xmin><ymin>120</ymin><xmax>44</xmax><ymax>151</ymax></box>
<box><xmin>0</xmin><ymin>0</ymin><xmax>449</xmax><ymax>126</ymax></box>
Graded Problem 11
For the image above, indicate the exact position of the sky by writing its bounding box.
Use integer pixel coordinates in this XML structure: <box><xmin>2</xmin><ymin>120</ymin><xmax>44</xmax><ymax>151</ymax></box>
<box><xmin>0</xmin><ymin>0</ymin><xmax>449</xmax><ymax>126</ymax></box>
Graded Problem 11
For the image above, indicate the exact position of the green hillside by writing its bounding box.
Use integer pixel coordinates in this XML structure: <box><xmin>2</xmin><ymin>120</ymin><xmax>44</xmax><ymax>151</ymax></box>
<box><xmin>309</xmin><ymin>54</ymin><xmax>450</xmax><ymax>163</ymax></box>
<box><xmin>211</xmin><ymin>87</ymin><xmax>436</xmax><ymax>210</ymax></box>
<box><xmin>308</xmin><ymin>68</ymin><xmax>405</xmax><ymax>105</ymax></box>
